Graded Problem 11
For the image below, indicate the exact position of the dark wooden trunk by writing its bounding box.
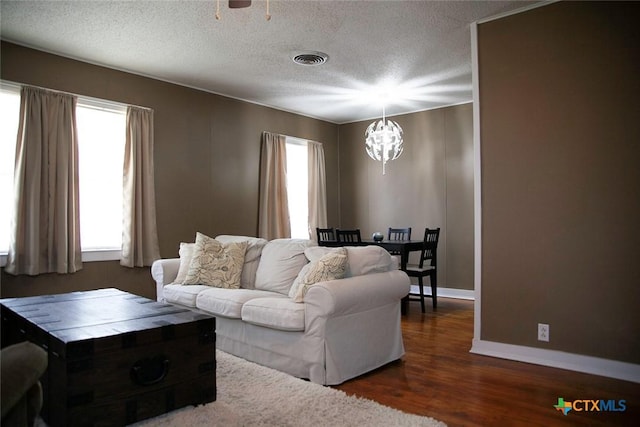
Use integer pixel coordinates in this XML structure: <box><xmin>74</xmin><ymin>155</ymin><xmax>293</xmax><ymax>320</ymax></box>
<box><xmin>1</xmin><ymin>288</ymin><xmax>216</xmax><ymax>427</ymax></box>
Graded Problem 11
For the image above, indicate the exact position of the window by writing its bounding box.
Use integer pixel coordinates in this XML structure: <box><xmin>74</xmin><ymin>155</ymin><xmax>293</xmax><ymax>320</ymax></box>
<box><xmin>76</xmin><ymin>101</ymin><xmax>126</xmax><ymax>251</ymax></box>
<box><xmin>0</xmin><ymin>85</ymin><xmax>20</xmax><ymax>257</ymax></box>
<box><xmin>285</xmin><ymin>137</ymin><xmax>309</xmax><ymax>239</ymax></box>
<box><xmin>0</xmin><ymin>84</ymin><xmax>126</xmax><ymax>265</ymax></box>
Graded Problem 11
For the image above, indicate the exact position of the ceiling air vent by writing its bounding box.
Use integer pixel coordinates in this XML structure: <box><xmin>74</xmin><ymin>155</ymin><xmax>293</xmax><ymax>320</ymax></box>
<box><xmin>292</xmin><ymin>52</ymin><xmax>329</xmax><ymax>66</ymax></box>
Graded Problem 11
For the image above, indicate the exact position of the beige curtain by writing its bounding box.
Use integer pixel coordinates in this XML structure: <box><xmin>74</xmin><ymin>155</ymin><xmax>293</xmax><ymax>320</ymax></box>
<box><xmin>307</xmin><ymin>141</ymin><xmax>327</xmax><ymax>240</ymax></box>
<box><xmin>6</xmin><ymin>86</ymin><xmax>82</xmax><ymax>275</ymax></box>
<box><xmin>258</xmin><ymin>131</ymin><xmax>290</xmax><ymax>239</ymax></box>
<box><xmin>121</xmin><ymin>107</ymin><xmax>160</xmax><ymax>267</ymax></box>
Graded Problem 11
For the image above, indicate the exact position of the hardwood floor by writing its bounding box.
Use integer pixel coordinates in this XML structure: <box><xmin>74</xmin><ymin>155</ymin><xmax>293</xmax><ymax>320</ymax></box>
<box><xmin>333</xmin><ymin>298</ymin><xmax>639</xmax><ymax>426</ymax></box>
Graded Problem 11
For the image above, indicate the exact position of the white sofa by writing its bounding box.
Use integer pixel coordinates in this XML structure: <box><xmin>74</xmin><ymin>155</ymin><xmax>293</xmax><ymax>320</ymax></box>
<box><xmin>151</xmin><ymin>235</ymin><xmax>410</xmax><ymax>385</ymax></box>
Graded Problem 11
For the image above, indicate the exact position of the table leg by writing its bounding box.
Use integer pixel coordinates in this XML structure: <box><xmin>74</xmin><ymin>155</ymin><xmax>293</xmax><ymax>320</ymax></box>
<box><xmin>400</xmin><ymin>249</ymin><xmax>410</xmax><ymax>315</ymax></box>
<box><xmin>401</xmin><ymin>296</ymin><xmax>409</xmax><ymax>315</ymax></box>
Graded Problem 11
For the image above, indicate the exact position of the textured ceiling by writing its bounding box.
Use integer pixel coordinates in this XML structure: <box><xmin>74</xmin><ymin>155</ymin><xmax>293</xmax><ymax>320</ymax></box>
<box><xmin>0</xmin><ymin>0</ymin><xmax>537</xmax><ymax>124</ymax></box>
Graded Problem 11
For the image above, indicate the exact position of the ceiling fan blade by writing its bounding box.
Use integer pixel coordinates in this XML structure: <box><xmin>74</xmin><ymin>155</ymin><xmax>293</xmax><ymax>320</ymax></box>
<box><xmin>229</xmin><ymin>0</ymin><xmax>251</xmax><ymax>8</ymax></box>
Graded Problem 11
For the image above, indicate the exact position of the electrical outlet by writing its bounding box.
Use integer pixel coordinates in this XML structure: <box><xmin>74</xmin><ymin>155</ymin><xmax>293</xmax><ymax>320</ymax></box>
<box><xmin>538</xmin><ymin>323</ymin><xmax>549</xmax><ymax>342</ymax></box>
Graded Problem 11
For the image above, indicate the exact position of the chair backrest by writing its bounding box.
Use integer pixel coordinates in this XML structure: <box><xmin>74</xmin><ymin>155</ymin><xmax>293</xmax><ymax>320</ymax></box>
<box><xmin>388</xmin><ymin>227</ymin><xmax>412</xmax><ymax>241</ymax></box>
<box><xmin>387</xmin><ymin>227</ymin><xmax>411</xmax><ymax>255</ymax></box>
<box><xmin>419</xmin><ymin>228</ymin><xmax>440</xmax><ymax>268</ymax></box>
<box><xmin>336</xmin><ymin>228</ymin><xmax>362</xmax><ymax>243</ymax></box>
<box><xmin>316</xmin><ymin>227</ymin><xmax>335</xmax><ymax>243</ymax></box>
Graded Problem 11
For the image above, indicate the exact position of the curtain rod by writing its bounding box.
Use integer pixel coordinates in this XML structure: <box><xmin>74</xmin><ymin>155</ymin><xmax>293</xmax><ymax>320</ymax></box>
<box><xmin>0</xmin><ymin>79</ymin><xmax>153</xmax><ymax>112</ymax></box>
<box><xmin>264</xmin><ymin>131</ymin><xmax>321</xmax><ymax>146</ymax></box>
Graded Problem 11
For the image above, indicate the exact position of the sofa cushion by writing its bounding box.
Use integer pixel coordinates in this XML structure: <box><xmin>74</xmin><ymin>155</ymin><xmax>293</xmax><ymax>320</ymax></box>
<box><xmin>241</xmin><ymin>297</ymin><xmax>305</xmax><ymax>331</ymax></box>
<box><xmin>304</xmin><ymin>245</ymin><xmax>393</xmax><ymax>277</ymax></box>
<box><xmin>183</xmin><ymin>232</ymin><xmax>247</xmax><ymax>289</ymax></box>
<box><xmin>196</xmin><ymin>288</ymin><xmax>284</xmax><ymax>318</ymax></box>
<box><xmin>215</xmin><ymin>235</ymin><xmax>268</xmax><ymax>289</ymax></box>
<box><xmin>254</xmin><ymin>239</ymin><xmax>314</xmax><ymax>295</ymax></box>
<box><xmin>163</xmin><ymin>284</ymin><xmax>210</xmax><ymax>307</ymax></box>
<box><xmin>174</xmin><ymin>242</ymin><xmax>195</xmax><ymax>284</ymax></box>
<box><xmin>288</xmin><ymin>247</ymin><xmax>348</xmax><ymax>302</ymax></box>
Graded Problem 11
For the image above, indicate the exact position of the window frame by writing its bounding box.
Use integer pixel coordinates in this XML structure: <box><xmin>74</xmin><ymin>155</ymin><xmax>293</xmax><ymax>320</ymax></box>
<box><xmin>0</xmin><ymin>82</ymin><xmax>129</xmax><ymax>267</ymax></box>
<box><xmin>76</xmin><ymin>98</ymin><xmax>127</xmax><ymax>253</ymax></box>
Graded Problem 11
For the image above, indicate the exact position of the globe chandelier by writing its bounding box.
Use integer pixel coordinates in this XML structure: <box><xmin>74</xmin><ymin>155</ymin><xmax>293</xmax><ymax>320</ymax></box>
<box><xmin>365</xmin><ymin>105</ymin><xmax>404</xmax><ymax>175</ymax></box>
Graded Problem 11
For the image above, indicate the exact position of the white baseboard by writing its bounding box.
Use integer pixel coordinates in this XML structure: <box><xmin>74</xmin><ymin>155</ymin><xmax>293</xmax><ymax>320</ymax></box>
<box><xmin>471</xmin><ymin>339</ymin><xmax>640</xmax><ymax>384</ymax></box>
<box><xmin>409</xmin><ymin>285</ymin><xmax>474</xmax><ymax>300</ymax></box>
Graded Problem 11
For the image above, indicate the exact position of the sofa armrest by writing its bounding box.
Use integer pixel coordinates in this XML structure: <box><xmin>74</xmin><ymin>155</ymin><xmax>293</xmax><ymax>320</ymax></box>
<box><xmin>1</xmin><ymin>341</ymin><xmax>48</xmax><ymax>424</ymax></box>
<box><xmin>304</xmin><ymin>270</ymin><xmax>410</xmax><ymax>321</ymax></box>
<box><xmin>151</xmin><ymin>258</ymin><xmax>180</xmax><ymax>302</ymax></box>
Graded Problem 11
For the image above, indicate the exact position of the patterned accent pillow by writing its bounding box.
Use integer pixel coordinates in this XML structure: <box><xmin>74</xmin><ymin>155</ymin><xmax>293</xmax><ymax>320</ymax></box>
<box><xmin>288</xmin><ymin>247</ymin><xmax>348</xmax><ymax>303</ymax></box>
<box><xmin>183</xmin><ymin>232</ymin><xmax>247</xmax><ymax>289</ymax></box>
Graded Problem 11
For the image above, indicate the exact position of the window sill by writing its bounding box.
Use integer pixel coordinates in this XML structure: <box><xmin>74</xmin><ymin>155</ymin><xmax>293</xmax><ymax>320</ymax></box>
<box><xmin>0</xmin><ymin>250</ymin><xmax>121</xmax><ymax>268</ymax></box>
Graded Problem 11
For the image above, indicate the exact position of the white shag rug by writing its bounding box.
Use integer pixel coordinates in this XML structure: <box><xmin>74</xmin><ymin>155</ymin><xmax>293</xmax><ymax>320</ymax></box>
<box><xmin>133</xmin><ymin>350</ymin><xmax>446</xmax><ymax>427</ymax></box>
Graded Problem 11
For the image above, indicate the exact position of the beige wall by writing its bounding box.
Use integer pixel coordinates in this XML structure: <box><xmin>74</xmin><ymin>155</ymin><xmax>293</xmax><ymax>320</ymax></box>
<box><xmin>478</xmin><ymin>2</ymin><xmax>640</xmax><ymax>363</ymax></box>
<box><xmin>338</xmin><ymin>103</ymin><xmax>475</xmax><ymax>290</ymax></box>
<box><xmin>0</xmin><ymin>42</ymin><xmax>339</xmax><ymax>299</ymax></box>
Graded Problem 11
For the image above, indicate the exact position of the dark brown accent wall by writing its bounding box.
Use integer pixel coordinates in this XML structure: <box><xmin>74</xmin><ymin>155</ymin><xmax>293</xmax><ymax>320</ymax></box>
<box><xmin>338</xmin><ymin>103</ymin><xmax>474</xmax><ymax>290</ymax></box>
<box><xmin>0</xmin><ymin>41</ymin><xmax>339</xmax><ymax>299</ymax></box>
<box><xmin>478</xmin><ymin>2</ymin><xmax>640</xmax><ymax>363</ymax></box>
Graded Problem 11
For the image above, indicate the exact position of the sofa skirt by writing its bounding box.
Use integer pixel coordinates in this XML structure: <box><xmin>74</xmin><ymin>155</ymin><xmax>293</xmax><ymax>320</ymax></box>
<box><xmin>214</xmin><ymin>301</ymin><xmax>404</xmax><ymax>385</ymax></box>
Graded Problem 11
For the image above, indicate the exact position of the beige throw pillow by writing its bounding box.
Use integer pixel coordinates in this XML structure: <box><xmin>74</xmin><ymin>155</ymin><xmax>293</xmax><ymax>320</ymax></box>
<box><xmin>175</xmin><ymin>242</ymin><xmax>195</xmax><ymax>284</ymax></box>
<box><xmin>289</xmin><ymin>247</ymin><xmax>348</xmax><ymax>303</ymax></box>
<box><xmin>303</xmin><ymin>245</ymin><xmax>392</xmax><ymax>277</ymax></box>
<box><xmin>183</xmin><ymin>232</ymin><xmax>247</xmax><ymax>289</ymax></box>
<box><xmin>215</xmin><ymin>235</ymin><xmax>268</xmax><ymax>289</ymax></box>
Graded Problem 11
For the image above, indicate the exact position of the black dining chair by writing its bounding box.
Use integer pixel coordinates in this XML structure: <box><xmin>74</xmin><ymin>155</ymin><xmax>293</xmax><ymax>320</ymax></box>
<box><xmin>336</xmin><ymin>228</ymin><xmax>362</xmax><ymax>243</ymax></box>
<box><xmin>387</xmin><ymin>227</ymin><xmax>411</xmax><ymax>242</ymax></box>
<box><xmin>316</xmin><ymin>227</ymin><xmax>336</xmax><ymax>243</ymax></box>
<box><xmin>387</xmin><ymin>227</ymin><xmax>412</xmax><ymax>265</ymax></box>
<box><xmin>405</xmin><ymin>228</ymin><xmax>440</xmax><ymax>312</ymax></box>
